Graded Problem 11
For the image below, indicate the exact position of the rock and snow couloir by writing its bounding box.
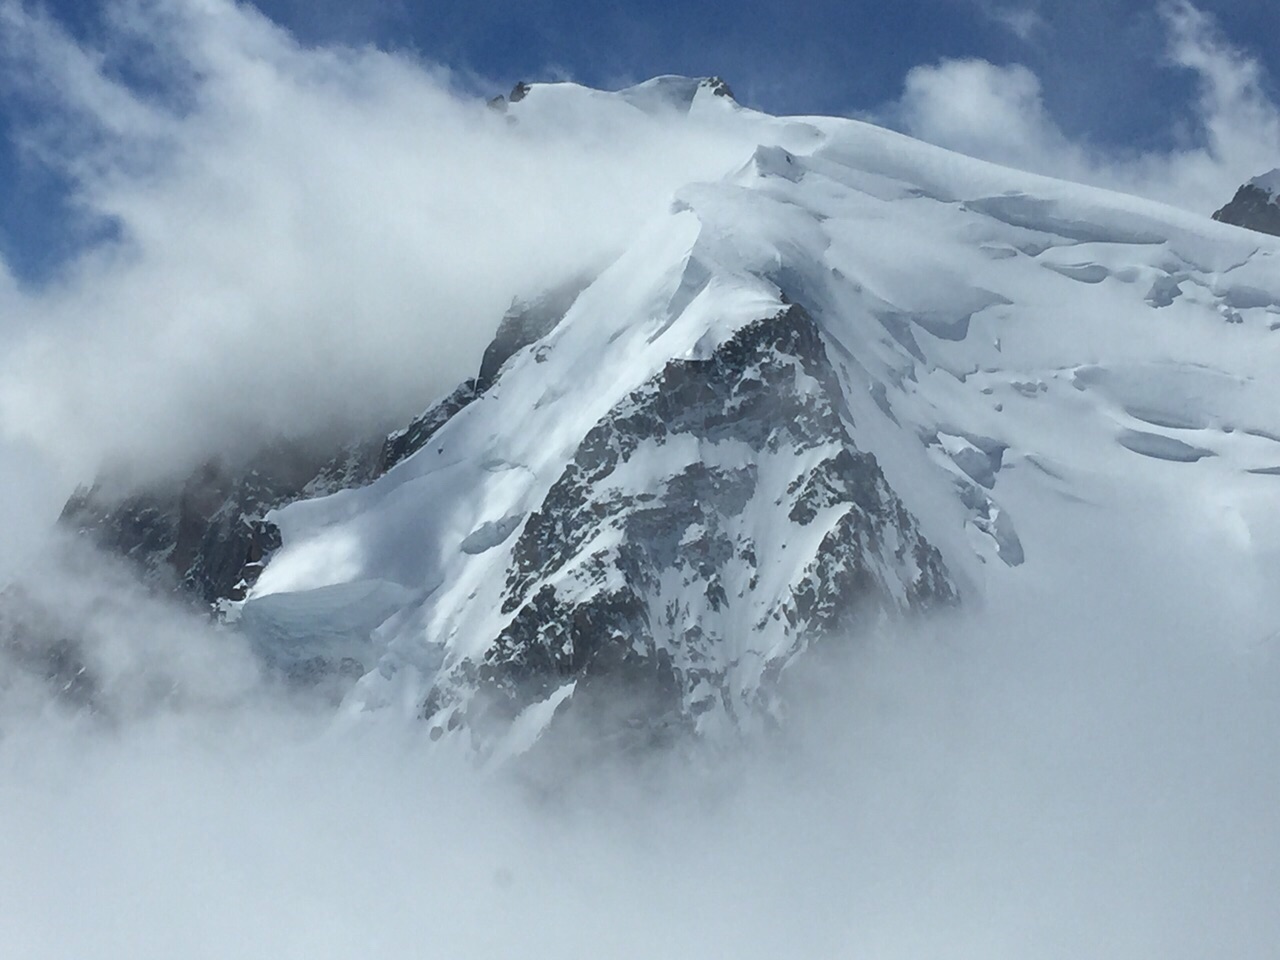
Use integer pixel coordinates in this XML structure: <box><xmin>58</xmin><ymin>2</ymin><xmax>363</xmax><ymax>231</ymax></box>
<box><xmin>48</xmin><ymin>76</ymin><xmax>1280</xmax><ymax>756</ymax></box>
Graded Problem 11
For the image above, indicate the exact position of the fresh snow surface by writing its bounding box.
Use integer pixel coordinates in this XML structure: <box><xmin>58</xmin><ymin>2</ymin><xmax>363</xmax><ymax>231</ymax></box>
<box><xmin>245</xmin><ymin>80</ymin><xmax>1280</xmax><ymax>746</ymax></box>
<box><xmin>1247</xmin><ymin>168</ymin><xmax>1280</xmax><ymax>199</ymax></box>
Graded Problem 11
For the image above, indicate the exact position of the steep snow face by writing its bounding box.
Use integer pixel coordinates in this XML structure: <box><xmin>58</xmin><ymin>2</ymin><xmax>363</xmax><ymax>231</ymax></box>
<box><xmin>141</xmin><ymin>80</ymin><xmax>1280</xmax><ymax>750</ymax></box>
<box><xmin>1248</xmin><ymin>169</ymin><xmax>1280</xmax><ymax>198</ymax></box>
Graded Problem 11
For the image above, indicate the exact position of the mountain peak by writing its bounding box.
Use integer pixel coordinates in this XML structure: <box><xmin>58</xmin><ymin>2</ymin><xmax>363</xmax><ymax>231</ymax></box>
<box><xmin>491</xmin><ymin>75</ymin><xmax>736</xmax><ymax>116</ymax></box>
<box><xmin>1212</xmin><ymin>168</ymin><xmax>1280</xmax><ymax>236</ymax></box>
<box><xmin>28</xmin><ymin>79</ymin><xmax>1280</xmax><ymax>758</ymax></box>
<box><xmin>613</xmin><ymin>75</ymin><xmax>738</xmax><ymax>116</ymax></box>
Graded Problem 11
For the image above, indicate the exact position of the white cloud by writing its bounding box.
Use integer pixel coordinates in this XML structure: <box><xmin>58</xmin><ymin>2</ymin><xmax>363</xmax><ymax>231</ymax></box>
<box><xmin>890</xmin><ymin>0</ymin><xmax>1280</xmax><ymax>215</ymax></box>
<box><xmin>4</xmin><ymin>1</ymin><xmax>1273</xmax><ymax>498</ymax></box>
<box><xmin>975</xmin><ymin>1</ymin><xmax>1043</xmax><ymax>40</ymax></box>
<box><xmin>0</xmin><ymin>0</ymin><xmax>760</xmax><ymax>490</ymax></box>
<box><xmin>2</xmin><ymin>525</ymin><xmax>1278</xmax><ymax>958</ymax></box>
<box><xmin>897</xmin><ymin>58</ymin><xmax>1073</xmax><ymax>173</ymax></box>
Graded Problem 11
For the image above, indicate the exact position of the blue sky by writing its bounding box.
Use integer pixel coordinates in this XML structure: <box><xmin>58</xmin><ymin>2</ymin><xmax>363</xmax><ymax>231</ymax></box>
<box><xmin>26</xmin><ymin>1</ymin><xmax>1278</xmax><ymax>126</ymax></box>
<box><xmin>1</xmin><ymin>0</ymin><xmax>1279</xmax><ymax>284</ymax></box>
<box><xmin>167</xmin><ymin>0</ymin><xmax>1278</xmax><ymax>140</ymax></box>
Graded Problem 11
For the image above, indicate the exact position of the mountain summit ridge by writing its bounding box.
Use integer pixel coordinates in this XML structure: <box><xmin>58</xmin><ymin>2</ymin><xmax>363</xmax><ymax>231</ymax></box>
<box><xmin>32</xmin><ymin>77</ymin><xmax>1280</xmax><ymax>757</ymax></box>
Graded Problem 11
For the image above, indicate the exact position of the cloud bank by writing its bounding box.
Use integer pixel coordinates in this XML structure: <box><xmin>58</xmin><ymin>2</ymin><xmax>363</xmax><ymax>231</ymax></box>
<box><xmin>2</xmin><ymin>513</ymin><xmax>1278</xmax><ymax>958</ymax></box>
<box><xmin>891</xmin><ymin>0</ymin><xmax>1280</xmax><ymax>215</ymax></box>
<box><xmin>0</xmin><ymin>0</ymin><xmax>760</xmax><ymax>491</ymax></box>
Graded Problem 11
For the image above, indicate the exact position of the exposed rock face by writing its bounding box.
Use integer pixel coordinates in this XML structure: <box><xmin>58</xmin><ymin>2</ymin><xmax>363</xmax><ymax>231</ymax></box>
<box><xmin>421</xmin><ymin>305</ymin><xmax>953</xmax><ymax>747</ymax></box>
<box><xmin>1212</xmin><ymin>173</ymin><xmax>1280</xmax><ymax>237</ymax></box>
<box><xmin>35</xmin><ymin>77</ymin><xmax>976</xmax><ymax>749</ymax></box>
<box><xmin>703</xmin><ymin>76</ymin><xmax>734</xmax><ymax>99</ymax></box>
<box><xmin>477</xmin><ymin>279</ymin><xmax>588</xmax><ymax>389</ymax></box>
<box><xmin>57</xmin><ymin>286</ymin><xmax>581</xmax><ymax>612</ymax></box>
<box><xmin>59</xmin><ymin>442</ymin><xmax>378</xmax><ymax>607</ymax></box>
<box><xmin>378</xmin><ymin>381</ymin><xmax>480</xmax><ymax>478</ymax></box>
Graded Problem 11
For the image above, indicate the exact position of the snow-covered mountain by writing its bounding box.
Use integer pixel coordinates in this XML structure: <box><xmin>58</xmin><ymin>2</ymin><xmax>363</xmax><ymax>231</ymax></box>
<box><xmin>1213</xmin><ymin>169</ymin><xmax>1280</xmax><ymax>237</ymax></box>
<box><xmin>53</xmin><ymin>76</ymin><xmax>1280</xmax><ymax>756</ymax></box>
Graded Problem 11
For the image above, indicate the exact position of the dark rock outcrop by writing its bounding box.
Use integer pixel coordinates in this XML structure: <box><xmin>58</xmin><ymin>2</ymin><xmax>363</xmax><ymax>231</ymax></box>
<box><xmin>1213</xmin><ymin>176</ymin><xmax>1280</xmax><ymax>237</ymax></box>
<box><xmin>703</xmin><ymin>76</ymin><xmax>734</xmax><ymax>99</ymax></box>
<box><xmin>59</xmin><ymin>440</ymin><xmax>380</xmax><ymax>608</ymax></box>
<box><xmin>477</xmin><ymin>279</ymin><xmax>586</xmax><ymax>389</ymax></box>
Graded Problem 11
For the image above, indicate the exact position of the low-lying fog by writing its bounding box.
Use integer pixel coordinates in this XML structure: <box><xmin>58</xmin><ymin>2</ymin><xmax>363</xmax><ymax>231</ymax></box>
<box><xmin>1</xmin><ymin>502</ymin><xmax>1276</xmax><ymax>959</ymax></box>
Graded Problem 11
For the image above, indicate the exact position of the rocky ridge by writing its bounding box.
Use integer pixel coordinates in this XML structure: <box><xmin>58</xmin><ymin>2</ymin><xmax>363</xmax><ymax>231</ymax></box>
<box><xmin>1212</xmin><ymin>169</ymin><xmax>1280</xmax><ymax>237</ymax></box>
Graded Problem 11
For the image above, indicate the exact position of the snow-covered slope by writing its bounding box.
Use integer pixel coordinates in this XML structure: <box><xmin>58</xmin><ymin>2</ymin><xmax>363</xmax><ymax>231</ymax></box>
<box><xmin>1248</xmin><ymin>169</ymin><xmax>1280</xmax><ymax>198</ymax></box>
<box><xmin>64</xmin><ymin>77</ymin><xmax>1280</xmax><ymax>755</ymax></box>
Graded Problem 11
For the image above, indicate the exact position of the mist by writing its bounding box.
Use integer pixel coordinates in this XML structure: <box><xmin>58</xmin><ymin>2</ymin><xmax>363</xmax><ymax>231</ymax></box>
<box><xmin>2</xmin><ymin>475</ymin><xmax>1278</xmax><ymax>959</ymax></box>
<box><xmin>0</xmin><ymin>0</ymin><xmax>764</xmax><ymax>489</ymax></box>
<box><xmin>2</xmin><ymin>602</ymin><xmax>1276</xmax><ymax>958</ymax></box>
